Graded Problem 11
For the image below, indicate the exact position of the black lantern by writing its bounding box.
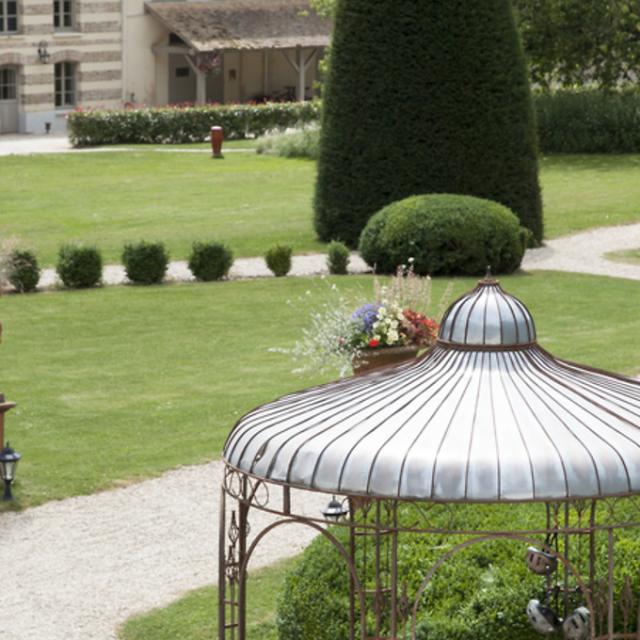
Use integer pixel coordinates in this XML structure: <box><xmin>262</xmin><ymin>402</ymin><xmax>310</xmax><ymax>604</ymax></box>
<box><xmin>322</xmin><ymin>495</ymin><xmax>349</xmax><ymax>522</ymax></box>
<box><xmin>0</xmin><ymin>443</ymin><xmax>21</xmax><ymax>501</ymax></box>
<box><xmin>37</xmin><ymin>41</ymin><xmax>50</xmax><ymax>64</ymax></box>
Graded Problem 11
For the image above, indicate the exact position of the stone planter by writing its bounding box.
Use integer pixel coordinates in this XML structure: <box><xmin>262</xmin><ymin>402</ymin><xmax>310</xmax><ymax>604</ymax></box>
<box><xmin>352</xmin><ymin>345</ymin><xmax>419</xmax><ymax>376</ymax></box>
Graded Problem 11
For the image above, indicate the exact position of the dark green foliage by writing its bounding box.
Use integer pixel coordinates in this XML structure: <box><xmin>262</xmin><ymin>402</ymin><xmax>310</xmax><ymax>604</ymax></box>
<box><xmin>68</xmin><ymin>103</ymin><xmax>321</xmax><ymax>146</ymax></box>
<box><xmin>326</xmin><ymin>241</ymin><xmax>350</xmax><ymax>275</ymax></box>
<box><xmin>56</xmin><ymin>245</ymin><xmax>102</xmax><ymax>289</ymax></box>
<box><xmin>514</xmin><ymin>0</ymin><xmax>640</xmax><ymax>89</ymax></box>
<box><xmin>359</xmin><ymin>194</ymin><xmax>525</xmax><ymax>276</ymax></box>
<box><xmin>7</xmin><ymin>249</ymin><xmax>40</xmax><ymax>293</ymax></box>
<box><xmin>188</xmin><ymin>241</ymin><xmax>233</xmax><ymax>282</ymax></box>
<box><xmin>278</xmin><ymin>504</ymin><xmax>640</xmax><ymax>640</ymax></box>
<box><xmin>536</xmin><ymin>89</ymin><xmax>640</xmax><ymax>153</ymax></box>
<box><xmin>314</xmin><ymin>0</ymin><xmax>543</xmax><ymax>246</ymax></box>
<box><xmin>265</xmin><ymin>245</ymin><xmax>293</xmax><ymax>277</ymax></box>
<box><xmin>122</xmin><ymin>241</ymin><xmax>169</xmax><ymax>285</ymax></box>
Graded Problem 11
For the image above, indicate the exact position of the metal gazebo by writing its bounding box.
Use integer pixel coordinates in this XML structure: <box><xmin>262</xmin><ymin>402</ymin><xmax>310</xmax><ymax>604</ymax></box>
<box><xmin>219</xmin><ymin>275</ymin><xmax>640</xmax><ymax>640</ymax></box>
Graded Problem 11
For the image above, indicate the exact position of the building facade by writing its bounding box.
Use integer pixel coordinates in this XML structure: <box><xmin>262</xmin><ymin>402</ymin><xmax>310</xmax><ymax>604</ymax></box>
<box><xmin>0</xmin><ymin>0</ymin><xmax>329</xmax><ymax>134</ymax></box>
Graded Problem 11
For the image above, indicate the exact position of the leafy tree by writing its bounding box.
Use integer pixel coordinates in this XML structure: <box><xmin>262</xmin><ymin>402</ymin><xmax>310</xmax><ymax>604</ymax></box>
<box><xmin>314</xmin><ymin>0</ymin><xmax>543</xmax><ymax>246</ymax></box>
<box><xmin>311</xmin><ymin>0</ymin><xmax>640</xmax><ymax>89</ymax></box>
<box><xmin>515</xmin><ymin>0</ymin><xmax>640</xmax><ymax>88</ymax></box>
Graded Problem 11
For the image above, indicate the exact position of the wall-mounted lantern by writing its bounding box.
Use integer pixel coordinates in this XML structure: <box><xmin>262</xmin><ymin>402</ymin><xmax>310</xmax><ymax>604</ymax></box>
<box><xmin>37</xmin><ymin>41</ymin><xmax>50</xmax><ymax>64</ymax></box>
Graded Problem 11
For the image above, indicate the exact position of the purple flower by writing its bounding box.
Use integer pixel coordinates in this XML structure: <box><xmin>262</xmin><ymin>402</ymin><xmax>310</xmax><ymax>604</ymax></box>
<box><xmin>351</xmin><ymin>303</ymin><xmax>381</xmax><ymax>334</ymax></box>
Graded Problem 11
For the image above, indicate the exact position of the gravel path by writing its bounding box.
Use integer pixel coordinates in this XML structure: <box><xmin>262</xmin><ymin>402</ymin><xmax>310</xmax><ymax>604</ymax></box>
<box><xmin>34</xmin><ymin>222</ymin><xmax>640</xmax><ymax>291</ymax></box>
<box><xmin>0</xmin><ymin>462</ymin><xmax>328</xmax><ymax>640</ymax></box>
<box><xmin>522</xmin><ymin>222</ymin><xmax>640</xmax><ymax>280</ymax></box>
<box><xmin>37</xmin><ymin>253</ymin><xmax>371</xmax><ymax>289</ymax></box>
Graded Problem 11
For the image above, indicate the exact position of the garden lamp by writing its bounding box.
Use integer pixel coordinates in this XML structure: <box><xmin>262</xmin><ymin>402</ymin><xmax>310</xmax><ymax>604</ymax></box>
<box><xmin>322</xmin><ymin>495</ymin><xmax>349</xmax><ymax>522</ymax></box>
<box><xmin>0</xmin><ymin>443</ymin><xmax>21</xmax><ymax>501</ymax></box>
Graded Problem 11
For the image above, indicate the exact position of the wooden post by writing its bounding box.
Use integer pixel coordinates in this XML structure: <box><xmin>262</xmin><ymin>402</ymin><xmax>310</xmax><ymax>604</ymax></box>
<box><xmin>296</xmin><ymin>45</ymin><xmax>305</xmax><ymax>102</ymax></box>
<box><xmin>0</xmin><ymin>395</ymin><xmax>17</xmax><ymax>449</ymax></box>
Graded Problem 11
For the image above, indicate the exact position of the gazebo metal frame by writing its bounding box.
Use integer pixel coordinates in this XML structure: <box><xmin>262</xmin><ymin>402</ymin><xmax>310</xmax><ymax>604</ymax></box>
<box><xmin>218</xmin><ymin>277</ymin><xmax>640</xmax><ymax>640</ymax></box>
<box><xmin>219</xmin><ymin>469</ymin><xmax>640</xmax><ymax>640</ymax></box>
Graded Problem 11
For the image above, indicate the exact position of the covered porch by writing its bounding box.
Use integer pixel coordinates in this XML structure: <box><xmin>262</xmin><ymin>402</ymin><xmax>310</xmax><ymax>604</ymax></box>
<box><xmin>145</xmin><ymin>0</ymin><xmax>331</xmax><ymax>106</ymax></box>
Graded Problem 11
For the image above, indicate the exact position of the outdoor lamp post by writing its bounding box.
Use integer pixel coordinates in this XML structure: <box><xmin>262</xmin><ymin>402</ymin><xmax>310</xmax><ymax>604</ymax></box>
<box><xmin>0</xmin><ymin>394</ymin><xmax>19</xmax><ymax>501</ymax></box>
<box><xmin>322</xmin><ymin>495</ymin><xmax>349</xmax><ymax>522</ymax></box>
<box><xmin>0</xmin><ymin>443</ymin><xmax>21</xmax><ymax>501</ymax></box>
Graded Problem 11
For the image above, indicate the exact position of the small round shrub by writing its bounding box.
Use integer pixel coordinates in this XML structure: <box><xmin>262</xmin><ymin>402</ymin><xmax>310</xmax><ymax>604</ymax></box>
<box><xmin>57</xmin><ymin>244</ymin><xmax>102</xmax><ymax>289</ymax></box>
<box><xmin>358</xmin><ymin>194</ymin><xmax>525</xmax><ymax>276</ymax></box>
<box><xmin>7</xmin><ymin>249</ymin><xmax>40</xmax><ymax>293</ymax></box>
<box><xmin>188</xmin><ymin>241</ymin><xmax>234</xmax><ymax>282</ymax></box>
<box><xmin>122</xmin><ymin>241</ymin><xmax>169</xmax><ymax>285</ymax></box>
<box><xmin>326</xmin><ymin>241</ymin><xmax>350</xmax><ymax>275</ymax></box>
<box><xmin>265</xmin><ymin>245</ymin><xmax>293</xmax><ymax>277</ymax></box>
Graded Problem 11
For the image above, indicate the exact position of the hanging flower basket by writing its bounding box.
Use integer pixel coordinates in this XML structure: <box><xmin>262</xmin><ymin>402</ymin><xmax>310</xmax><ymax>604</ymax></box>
<box><xmin>352</xmin><ymin>344</ymin><xmax>420</xmax><ymax>376</ymax></box>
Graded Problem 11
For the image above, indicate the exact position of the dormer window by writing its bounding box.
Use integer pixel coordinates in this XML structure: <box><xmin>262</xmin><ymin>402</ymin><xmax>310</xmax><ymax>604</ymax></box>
<box><xmin>0</xmin><ymin>0</ymin><xmax>18</xmax><ymax>33</ymax></box>
<box><xmin>53</xmin><ymin>0</ymin><xmax>74</xmax><ymax>30</ymax></box>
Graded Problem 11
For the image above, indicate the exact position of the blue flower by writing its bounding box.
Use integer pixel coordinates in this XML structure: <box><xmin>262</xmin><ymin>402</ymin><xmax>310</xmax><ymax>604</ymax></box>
<box><xmin>351</xmin><ymin>303</ymin><xmax>381</xmax><ymax>334</ymax></box>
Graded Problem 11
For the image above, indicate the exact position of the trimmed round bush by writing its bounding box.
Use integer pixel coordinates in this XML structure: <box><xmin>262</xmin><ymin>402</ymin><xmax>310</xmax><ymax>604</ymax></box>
<box><xmin>7</xmin><ymin>249</ymin><xmax>40</xmax><ymax>293</ymax></box>
<box><xmin>188</xmin><ymin>241</ymin><xmax>234</xmax><ymax>282</ymax></box>
<box><xmin>122</xmin><ymin>241</ymin><xmax>169</xmax><ymax>285</ymax></box>
<box><xmin>57</xmin><ymin>245</ymin><xmax>102</xmax><ymax>289</ymax></box>
<box><xmin>314</xmin><ymin>0</ymin><xmax>542</xmax><ymax>247</ymax></box>
<box><xmin>327</xmin><ymin>241</ymin><xmax>350</xmax><ymax>275</ymax></box>
<box><xmin>358</xmin><ymin>194</ymin><xmax>525</xmax><ymax>276</ymax></box>
<box><xmin>265</xmin><ymin>245</ymin><xmax>293</xmax><ymax>277</ymax></box>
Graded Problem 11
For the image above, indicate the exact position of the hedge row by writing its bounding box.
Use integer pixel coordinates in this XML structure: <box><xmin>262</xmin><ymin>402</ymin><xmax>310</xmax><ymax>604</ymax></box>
<box><xmin>67</xmin><ymin>102</ymin><xmax>322</xmax><ymax>146</ymax></box>
<box><xmin>536</xmin><ymin>89</ymin><xmax>640</xmax><ymax>154</ymax></box>
<box><xmin>69</xmin><ymin>90</ymin><xmax>640</xmax><ymax>152</ymax></box>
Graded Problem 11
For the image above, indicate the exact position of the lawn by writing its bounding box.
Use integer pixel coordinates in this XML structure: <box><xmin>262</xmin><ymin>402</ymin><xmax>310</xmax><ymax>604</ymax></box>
<box><xmin>1</xmin><ymin>152</ymin><xmax>639</xmax><ymax>266</ymax></box>
<box><xmin>119</xmin><ymin>559</ymin><xmax>292</xmax><ymax>640</ymax></box>
<box><xmin>540</xmin><ymin>155</ymin><xmax>640</xmax><ymax>238</ymax></box>
<box><xmin>605</xmin><ymin>248</ymin><xmax>640</xmax><ymax>266</ymax></box>
<box><xmin>0</xmin><ymin>272</ymin><xmax>638</xmax><ymax>512</ymax></box>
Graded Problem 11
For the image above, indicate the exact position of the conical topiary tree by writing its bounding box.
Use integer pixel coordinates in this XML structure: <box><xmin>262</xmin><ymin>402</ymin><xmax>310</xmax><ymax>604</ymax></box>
<box><xmin>314</xmin><ymin>0</ymin><xmax>543</xmax><ymax>247</ymax></box>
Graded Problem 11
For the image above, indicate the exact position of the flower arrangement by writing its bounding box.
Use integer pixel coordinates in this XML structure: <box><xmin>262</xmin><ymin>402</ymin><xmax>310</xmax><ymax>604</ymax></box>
<box><xmin>278</xmin><ymin>262</ymin><xmax>452</xmax><ymax>377</ymax></box>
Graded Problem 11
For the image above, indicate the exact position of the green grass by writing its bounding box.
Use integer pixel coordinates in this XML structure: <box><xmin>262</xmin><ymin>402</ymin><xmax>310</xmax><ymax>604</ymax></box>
<box><xmin>540</xmin><ymin>155</ymin><xmax>640</xmax><ymax>238</ymax></box>
<box><xmin>0</xmin><ymin>272</ymin><xmax>639</xmax><ymax>512</ymax></box>
<box><xmin>1</xmin><ymin>153</ymin><xmax>639</xmax><ymax>267</ymax></box>
<box><xmin>605</xmin><ymin>248</ymin><xmax>640</xmax><ymax>266</ymax></box>
<box><xmin>0</xmin><ymin>151</ymin><xmax>322</xmax><ymax>266</ymax></box>
<box><xmin>119</xmin><ymin>558</ymin><xmax>292</xmax><ymax>640</ymax></box>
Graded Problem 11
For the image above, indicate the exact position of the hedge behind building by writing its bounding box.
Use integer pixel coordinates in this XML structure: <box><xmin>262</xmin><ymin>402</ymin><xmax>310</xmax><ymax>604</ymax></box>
<box><xmin>314</xmin><ymin>0</ymin><xmax>543</xmax><ymax>246</ymax></box>
<box><xmin>67</xmin><ymin>102</ymin><xmax>322</xmax><ymax>146</ymax></box>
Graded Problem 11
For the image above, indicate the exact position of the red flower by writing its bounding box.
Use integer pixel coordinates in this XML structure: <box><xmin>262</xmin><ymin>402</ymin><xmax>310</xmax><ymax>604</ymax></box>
<box><xmin>368</xmin><ymin>339</ymin><xmax>380</xmax><ymax>348</ymax></box>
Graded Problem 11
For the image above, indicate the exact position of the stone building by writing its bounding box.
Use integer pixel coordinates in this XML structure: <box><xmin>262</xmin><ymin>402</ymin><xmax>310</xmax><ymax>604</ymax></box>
<box><xmin>0</xmin><ymin>0</ymin><xmax>330</xmax><ymax>134</ymax></box>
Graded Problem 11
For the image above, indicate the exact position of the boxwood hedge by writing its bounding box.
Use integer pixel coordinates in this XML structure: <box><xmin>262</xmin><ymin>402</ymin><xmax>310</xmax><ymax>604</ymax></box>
<box><xmin>358</xmin><ymin>194</ymin><xmax>526</xmax><ymax>276</ymax></box>
<box><xmin>67</xmin><ymin>102</ymin><xmax>321</xmax><ymax>146</ymax></box>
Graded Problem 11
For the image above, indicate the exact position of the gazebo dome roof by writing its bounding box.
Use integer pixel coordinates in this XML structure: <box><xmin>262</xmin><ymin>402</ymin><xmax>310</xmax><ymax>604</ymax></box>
<box><xmin>439</xmin><ymin>275</ymin><xmax>536</xmax><ymax>346</ymax></box>
<box><xmin>224</xmin><ymin>278</ymin><xmax>640</xmax><ymax>503</ymax></box>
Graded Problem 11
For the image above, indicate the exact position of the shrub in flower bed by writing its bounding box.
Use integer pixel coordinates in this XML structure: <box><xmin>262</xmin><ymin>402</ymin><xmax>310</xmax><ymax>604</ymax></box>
<box><xmin>67</xmin><ymin>102</ymin><xmax>322</xmax><ymax>146</ymax></box>
<box><xmin>359</xmin><ymin>194</ymin><xmax>525</xmax><ymax>276</ymax></box>
<box><xmin>188</xmin><ymin>241</ymin><xmax>233</xmax><ymax>282</ymax></box>
<box><xmin>56</xmin><ymin>245</ymin><xmax>103</xmax><ymax>289</ymax></box>
<box><xmin>122</xmin><ymin>241</ymin><xmax>169</xmax><ymax>285</ymax></box>
<box><xmin>6</xmin><ymin>249</ymin><xmax>40</xmax><ymax>293</ymax></box>
<box><xmin>265</xmin><ymin>245</ymin><xmax>293</xmax><ymax>277</ymax></box>
<box><xmin>326</xmin><ymin>241</ymin><xmax>350</xmax><ymax>275</ymax></box>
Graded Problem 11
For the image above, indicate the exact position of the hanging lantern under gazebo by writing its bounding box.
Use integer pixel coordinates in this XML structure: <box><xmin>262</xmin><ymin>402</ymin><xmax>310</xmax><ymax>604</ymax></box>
<box><xmin>218</xmin><ymin>274</ymin><xmax>640</xmax><ymax>640</ymax></box>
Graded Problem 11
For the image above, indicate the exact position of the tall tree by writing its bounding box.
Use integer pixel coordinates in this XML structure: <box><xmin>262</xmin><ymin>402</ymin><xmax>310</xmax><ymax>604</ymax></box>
<box><xmin>314</xmin><ymin>0</ymin><xmax>543</xmax><ymax>246</ymax></box>
<box><xmin>311</xmin><ymin>0</ymin><xmax>640</xmax><ymax>89</ymax></box>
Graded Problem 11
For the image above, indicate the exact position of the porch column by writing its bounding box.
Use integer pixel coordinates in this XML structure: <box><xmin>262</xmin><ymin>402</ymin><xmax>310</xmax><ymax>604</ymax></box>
<box><xmin>184</xmin><ymin>54</ymin><xmax>207</xmax><ymax>105</ymax></box>
<box><xmin>296</xmin><ymin>45</ymin><xmax>305</xmax><ymax>102</ymax></box>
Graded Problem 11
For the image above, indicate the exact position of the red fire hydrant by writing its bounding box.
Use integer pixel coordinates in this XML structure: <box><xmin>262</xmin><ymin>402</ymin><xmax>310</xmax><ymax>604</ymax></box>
<box><xmin>211</xmin><ymin>126</ymin><xmax>224</xmax><ymax>159</ymax></box>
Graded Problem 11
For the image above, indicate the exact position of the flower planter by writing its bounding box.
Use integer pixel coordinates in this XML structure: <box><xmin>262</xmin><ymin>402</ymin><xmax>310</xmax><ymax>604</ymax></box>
<box><xmin>352</xmin><ymin>345</ymin><xmax>419</xmax><ymax>376</ymax></box>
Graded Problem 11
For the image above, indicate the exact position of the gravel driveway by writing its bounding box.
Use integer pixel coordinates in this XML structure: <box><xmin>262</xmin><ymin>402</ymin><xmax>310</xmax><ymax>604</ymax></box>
<box><xmin>0</xmin><ymin>462</ymin><xmax>328</xmax><ymax>640</ymax></box>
